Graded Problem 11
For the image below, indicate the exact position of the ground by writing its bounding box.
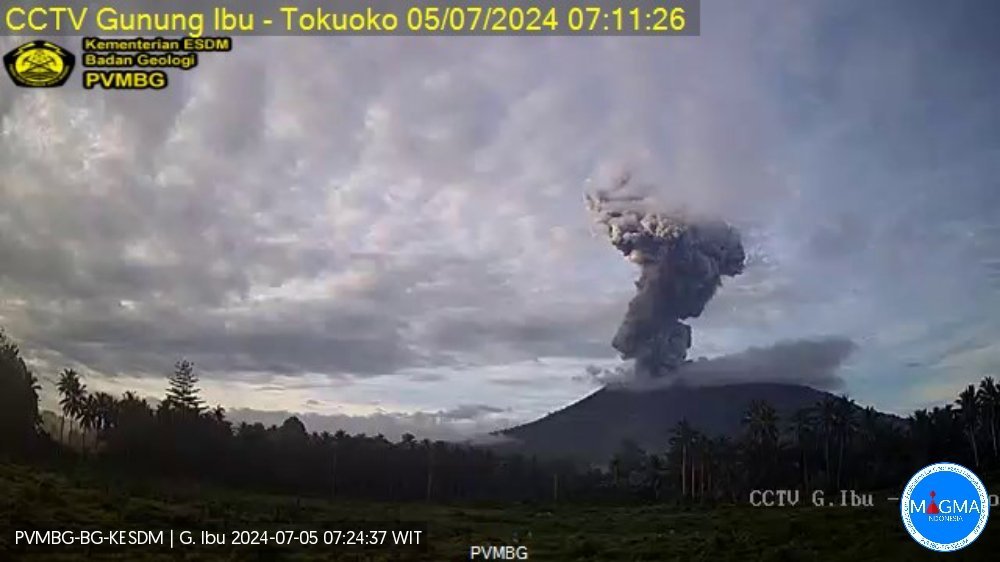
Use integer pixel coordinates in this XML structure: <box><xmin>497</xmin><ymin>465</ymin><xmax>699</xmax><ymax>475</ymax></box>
<box><xmin>0</xmin><ymin>463</ymin><xmax>995</xmax><ymax>561</ymax></box>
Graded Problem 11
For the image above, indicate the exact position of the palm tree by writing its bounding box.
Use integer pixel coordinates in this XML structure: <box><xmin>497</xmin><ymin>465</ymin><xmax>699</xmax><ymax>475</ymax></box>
<box><xmin>697</xmin><ymin>436</ymin><xmax>729</xmax><ymax>500</ymax></box>
<box><xmin>977</xmin><ymin>377</ymin><xmax>999</xmax><ymax>459</ymax></box>
<box><xmin>928</xmin><ymin>405</ymin><xmax>961</xmax><ymax>459</ymax></box>
<box><xmin>211</xmin><ymin>405</ymin><xmax>226</xmax><ymax>423</ymax></box>
<box><xmin>668</xmin><ymin>420</ymin><xmax>699</xmax><ymax>498</ymax></box>
<box><xmin>643</xmin><ymin>452</ymin><xmax>666</xmax><ymax>500</ymax></box>
<box><xmin>741</xmin><ymin>400</ymin><xmax>780</xmax><ymax>489</ymax></box>
<box><xmin>422</xmin><ymin>438</ymin><xmax>435</xmax><ymax>501</ymax></box>
<box><xmin>331</xmin><ymin>429</ymin><xmax>347</xmax><ymax>498</ymax></box>
<box><xmin>858</xmin><ymin>406</ymin><xmax>880</xmax><ymax>442</ymax></box>
<box><xmin>858</xmin><ymin>406</ymin><xmax>882</xmax><ymax>485</ymax></box>
<box><xmin>743</xmin><ymin>400</ymin><xmax>779</xmax><ymax>448</ymax></box>
<box><xmin>832</xmin><ymin>395</ymin><xmax>857</xmax><ymax>489</ymax></box>
<box><xmin>0</xmin><ymin>329</ymin><xmax>42</xmax><ymax>448</ymax></box>
<box><xmin>816</xmin><ymin>397</ymin><xmax>837</xmax><ymax>485</ymax></box>
<box><xmin>708</xmin><ymin>435</ymin><xmax>737</xmax><ymax>500</ymax></box>
<box><xmin>56</xmin><ymin>369</ymin><xmax>81</xmax><ymax>444</ymax></box>
<box><xmin>788</xmin><ymin>407</ymin><xmax>815</xmax><ymax>488</ymax></box>
<box><xmin>694</xmin><ymin>439</ymin><xmax>708</xmax><ymax>499</ymax></box>
<box><xmin>78</xmin><ymin>396</ymin><xmax>99</xmax><ymax>454</ymax></box>
<box><xmin>956</xmin><ymin>385</ymin><xmax>981</xmax><ymax>467</ymax></box>
<box><xmin>909</xmin><ymin>408</ymin><xmax>932</xmax><ymax>464</ymax></box>
<box><xmin>56</xmin><ymin>369</ymin><xmax>87</xmax><ymax>450</ymax></box>
<box><xmin>90</xmin><ymin>391</ymin><xmax>119</xmax><ymax>436</ymax></box>
<box><xmin>116</xmin><ymin>391</ymin><xmax>153</xmax><ymax>431</ymax></box>
<box><xmin>113</xmin><ymin>391</ymin><xmax>153</xmax><ymax>466</ymax></box>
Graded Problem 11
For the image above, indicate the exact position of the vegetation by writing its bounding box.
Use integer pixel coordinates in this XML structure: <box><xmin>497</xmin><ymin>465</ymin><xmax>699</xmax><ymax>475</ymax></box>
<box><xmin>1</xmin><ymin>326</ymin><xmax>998</xmax><ymax>559</ymax></box>
<box><xmin>0</xmin><ymin>330</ymin><xmax>42</xmax><ymax>458</ymax></box>
<box><xmin>2</xmin><ymin>462</ymin><xmax>998</xmax><ymax>561</ymax></box>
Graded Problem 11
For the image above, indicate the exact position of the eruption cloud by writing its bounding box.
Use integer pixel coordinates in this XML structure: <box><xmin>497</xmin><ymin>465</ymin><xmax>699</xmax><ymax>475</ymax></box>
<box><xmin>587</xmin><ymin>174</ymin><xmax>746</xmax><ymax>378</ymax></box>
<box><xmin>579</xmin><ymin>337</ymin><xmax>857</xmax><ymax>391</ymax></box>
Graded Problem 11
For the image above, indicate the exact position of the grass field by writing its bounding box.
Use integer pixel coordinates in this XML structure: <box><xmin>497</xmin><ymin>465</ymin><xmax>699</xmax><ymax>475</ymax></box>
<box><xmin>0</xmin><ymin>462</ymin><xmax>995</xmax><ymax>561</ymax></box>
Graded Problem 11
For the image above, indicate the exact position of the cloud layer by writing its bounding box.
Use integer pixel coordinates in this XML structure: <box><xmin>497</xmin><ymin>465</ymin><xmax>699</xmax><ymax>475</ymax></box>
<box><xmin>5</xmin><ymin>0</ymin><xmax>1000</xmax><ymax>434</ymax></box>
<box><xmin>579</xmin><ymin>337</ymin><xmax>855</xmax><ymax>391</ymax></box>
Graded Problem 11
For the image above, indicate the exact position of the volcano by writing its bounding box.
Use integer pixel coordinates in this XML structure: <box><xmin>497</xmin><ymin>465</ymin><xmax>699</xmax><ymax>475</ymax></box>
<box><xmin>500</xmin><ymin>382</ymin><xmax>889</xmax><ymax>463</ymax></box>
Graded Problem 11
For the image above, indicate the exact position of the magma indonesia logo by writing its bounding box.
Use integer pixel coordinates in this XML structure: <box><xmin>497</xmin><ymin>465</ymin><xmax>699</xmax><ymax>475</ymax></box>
<box><xmin>901</xmin><ymin>463</ymin><xmax>990</xmax><ymax>552</ymax></box>
<box><xmin>3</xmin><ymin>40</ymin><xmax>75</xmax><ymax>88</ymax></box>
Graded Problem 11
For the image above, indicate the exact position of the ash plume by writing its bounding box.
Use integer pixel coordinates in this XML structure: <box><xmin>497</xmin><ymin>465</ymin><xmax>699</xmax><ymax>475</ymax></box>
<box><xmin>579</xmin><ymin>337</ymin><xmax>856</xmax><ymax>391</ymax></box>
<box><xmin>587</xmin><ymin>174</ymin><xmax>746</xmax><ymax>377</ymax></box>
<box><xmin>677</xmin><ymin>337</ymin><xmax>856</xmax><ymax>389</ymax></box>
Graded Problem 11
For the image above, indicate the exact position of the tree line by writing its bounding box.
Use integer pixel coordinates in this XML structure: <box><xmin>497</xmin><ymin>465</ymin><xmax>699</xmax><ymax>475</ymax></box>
<box><xmin>2</xmin><ymin>329</ymin><xmax>592</xmax><ymax>502</ymax></box>
<box><xmin>610</xmin><ymin>387</ymin><xmax>998</xmax><ymax>503</ymax></box>
<box><xmin>2</xmin><ymin>327</ymin><xmax>998</xmax><ymax>504</ymax></box>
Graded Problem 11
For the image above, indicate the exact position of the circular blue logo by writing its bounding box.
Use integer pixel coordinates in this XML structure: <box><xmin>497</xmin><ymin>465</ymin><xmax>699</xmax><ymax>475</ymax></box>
<box><xmin>900</xmin><ymin>463</ymin><xmax>989</xmax><ymax>552</ymax></box>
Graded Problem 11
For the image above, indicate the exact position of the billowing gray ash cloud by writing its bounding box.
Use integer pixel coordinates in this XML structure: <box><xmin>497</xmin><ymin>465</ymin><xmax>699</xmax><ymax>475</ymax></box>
<box><xmin>587</xmin><ymin>174</ymin><xmax>746</xmax><ymax>377</ymax></box>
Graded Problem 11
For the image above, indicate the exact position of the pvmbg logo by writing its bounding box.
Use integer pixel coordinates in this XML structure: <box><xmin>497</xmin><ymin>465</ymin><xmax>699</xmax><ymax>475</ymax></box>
<box><xmin>3</xmin><ymin>40</ymin><xmax>75</xmax><ymax>88</ymax></box>
<box><xmin>901</xmin><ymin>463</ymin><xmax>989</xmax><ymax>552</ymax></box>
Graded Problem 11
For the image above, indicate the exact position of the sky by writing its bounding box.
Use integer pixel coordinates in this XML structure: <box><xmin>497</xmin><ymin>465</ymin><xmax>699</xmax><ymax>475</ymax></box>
<box><xmin>2</xmin><ymin>0</ymin><xmax>999</xmax><ymax>439</ymax></box>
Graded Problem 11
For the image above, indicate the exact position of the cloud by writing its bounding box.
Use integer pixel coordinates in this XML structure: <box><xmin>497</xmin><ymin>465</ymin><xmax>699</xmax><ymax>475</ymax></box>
<box><xmin>3</xmin><ymin>0</ymin><xmax>1000</xmax><ymax>423</ymax></box>
<box><xmin>573</xmin><ymin>364</ymin><xmax>632</xmax><ymax>386</ymax></box>
<box><xmin>677</xmin><ymin>338</ymin><xmax>856</xmax><ymax>390</ymax></box>
<box><xmin>438</xmin><ymin>403</ymin><xmax>508</xmax><ymax>421</ymax></box>
<box><xmin>1</xmin><ymin>25</ymin><xmax>803</xmax><ymax>385</ymax></box>
<box><xmin>226</xmin><ymin>405</ymin><xmax>516</xmax><ymax>442</ymax></box>
<box><xmin>579</xmin><ymin>337</ymin><xmax>856</xmax><ymax>391</ymax></box>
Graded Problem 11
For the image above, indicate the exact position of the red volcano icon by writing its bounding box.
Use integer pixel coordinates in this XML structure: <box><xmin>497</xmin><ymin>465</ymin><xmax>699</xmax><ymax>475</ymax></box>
<box><xmin>927</xmin><ymin>491</ymin><xmax>940</xmax><ymax>514</ymax></box>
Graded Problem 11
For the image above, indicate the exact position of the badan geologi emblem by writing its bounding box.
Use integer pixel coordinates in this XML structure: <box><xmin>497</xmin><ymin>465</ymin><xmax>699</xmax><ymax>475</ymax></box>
<box><xmin>4</xmin><ymin>40</ymin><xmax>76</xmax><ymax>88</ymax></box>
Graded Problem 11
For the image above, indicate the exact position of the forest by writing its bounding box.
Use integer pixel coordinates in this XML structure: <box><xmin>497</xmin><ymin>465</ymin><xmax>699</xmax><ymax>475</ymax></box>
<box><xmin>2</xmin><ymin>326</ymin><xmax>999</xmax><ymax>504</ymax></box>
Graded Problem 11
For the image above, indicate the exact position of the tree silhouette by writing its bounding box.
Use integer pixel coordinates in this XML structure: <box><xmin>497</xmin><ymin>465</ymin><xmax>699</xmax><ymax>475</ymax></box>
<box><xmin>422</xmin><ymin>438</ymin><xmax>434</xmax><ymax>501</ymax></box>
<box><xmin>743</xmin><ymin>400</ymin><xmax>779</xmax><ymax>448</ymax></box>
<box><xmin>78</xmin><ymin>395</ymin><xmax>101</xmax><ymax>454</ymax></box>
<box><xmin>0</xmin><ymin>330</ymin><xmax>40</xmax><ymax>456</ymax></box>
<box><xmin>211</xmin><ymin>405</ymin><xmax>226</xmax><ymax>423</ymax></box>
<box><xmin>668</xmin><ymin>420</ymin><xmax>699</xmax><ymax>498</ymax></box>
<box><xmin>857</xmin><ymin>406</ymin><xmax>883</xmax><ymax>484</ymax></box>
<box><xmin>815</xmin><ymin>396</ymin><xmax>838</xmax><ymax>487</ymax></box>
<box><xmin>832</xmin><ymin>395</ymin><xmax>857</xmax><ymax>489</ymax></box>
<box><xmin>956</xmin><ymin>385</ymin><xmax>981</xmax><ymax>467</ymax></box>
<box><xmin>90</xmin><ymin>391</ymin><xmax>119</xmax><ymax>436</ymax></box>
<box><xmin>164</xmin><ymin>360</ymin><xmax>204</xmax><ymax>413</ymax></box>
<box><xmin>909</xmin><ymin>408</ymin><xmax>932</xmax><ymax>465</ymax></box>
<box><xmin>11</xmin><ymin>316</ymin><xmax>1000</xmax><ymax>507</ymax></box>
<box><xmin>331</xmin><ymin>429</ymin><xmax>347</xmax><ymax>498</ymax></box>
<box><xmin>56</xmin><ymin>368</ymin><xmax>85</xmax><ymax>445</ymax></box>
<box><xmin>741</xmin><ymin>400</ymin><xmax>780</xmax><ymax>489</ymax></box>
<box><xmin>71</xmin><ymin>374</ymin><xmax>1000</xmax><ymax>502</ymax></box>
<box><xmin>978</xmin><ymin>377</ymin><xmax>999</xmax><ymax>459</ymax></box>
<box><xmin>108</xmin><ymin>391</ymin><xmax>154</xmax><ymax>465</ymax></box>
<box><xmin>788</xmin><ymin>407</ymin><xmax>815</xmax><ymax>489</ymax></box>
